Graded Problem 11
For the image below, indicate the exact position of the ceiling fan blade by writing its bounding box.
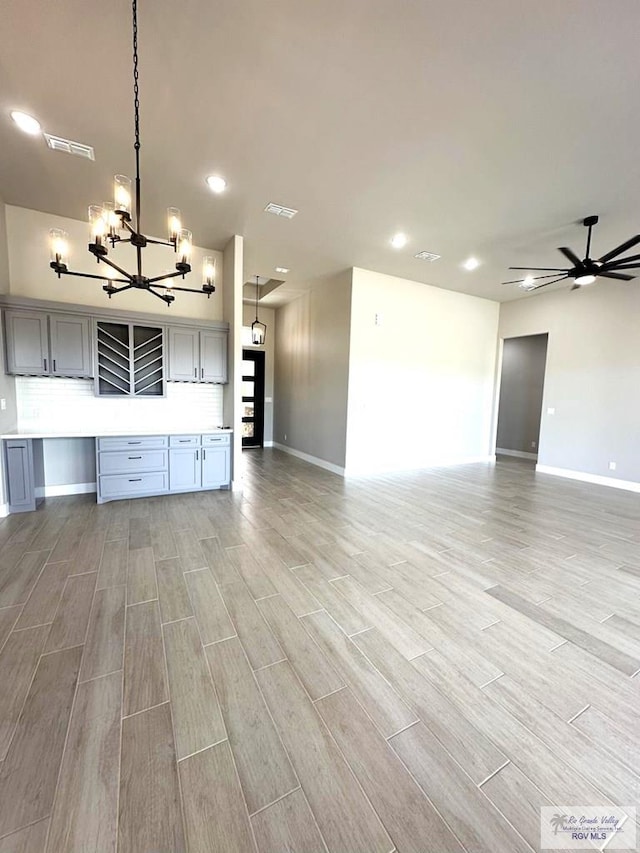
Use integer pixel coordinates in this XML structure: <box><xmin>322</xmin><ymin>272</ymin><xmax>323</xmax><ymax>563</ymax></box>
<box><xmin>558</xmin><ymin>246</ymin><xmax>583</xmax><ymax>266</ymax></box>
<box><xmin>605</xmin><ymin>252</ymin><xmax>640</xmax><ymax>266</ymax></box>
<box><xmin>597</xmin><ymin>271</ymin><xmax>635</xmax><ymax>281</ymax></box>
<box><xmin>508</xmin><ymin>266</ymin><xmax>568</xmax><ymax>272</ymax></box>
<box><xmin>502</xmin><ymin>273</ymin><xmax>571</xmax><ymax>285</ymax></box>
<box><xmin>603</xmin><ymin>263</ymin><xmax>640</xmax><ymax>271</ymax></box>
<box><xmin>531</xmin><ymin>276</ymin><xmax>569</xmax><ymax>290</ymax></box>
<box><xmin>598</xmin><ymin>234</ymin><xmax>640</xmax><ymax>263</ymax></box>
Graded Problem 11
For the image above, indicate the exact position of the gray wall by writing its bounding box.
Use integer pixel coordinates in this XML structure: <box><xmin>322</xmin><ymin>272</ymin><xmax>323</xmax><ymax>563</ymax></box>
<box><xmin>496</xmin><ymin>334</ymin><xmax>548</xmax><ymax>455</ymax></box>
<box><xmin>274</xmin><ymin>271</ymin><xmax>352</xmax><ymax>468</ymax></box>
<box><xmin>242</xmin><ymin>303</ymin><xmax>275</xmax><ymax>444</ymax></box>
<box><xmin>499</xmin><ymin>283</ymin><xmax>640</xmax><ymax>484</ymax></box>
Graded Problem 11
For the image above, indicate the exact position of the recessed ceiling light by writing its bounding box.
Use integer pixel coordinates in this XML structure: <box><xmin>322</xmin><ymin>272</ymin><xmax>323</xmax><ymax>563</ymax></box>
<box><xmin>275</xmin><ymin>267</ymin><xmax>289</xmax><ymax>274</ymax></box>
<box><xmin>462</xmin><ymin>256</ymin><xmax>480</xmax><ymax>271</ymax></box>
<box><xmin>519</xmin><ymin>275</ymin><xmax>536</xmax><ymax>291</ymax></box>
<box><xmin>414</xmin><ymin>250</ymin><xmax>441</xmax><ymax>262</ymax></box>
<box><xmin>10</xmin><ymin>110</ymin><xmax>41</xmax><ymax>135</ymax></box>
<box><xmin>391</xmin><ymin>233</ymin><xmax>408</xmax><ymax>249</ymax></box>
<box><xmin>206</xmin><ymin>175</ymin><xmax>227</xmax><ymax>193</ymax></box>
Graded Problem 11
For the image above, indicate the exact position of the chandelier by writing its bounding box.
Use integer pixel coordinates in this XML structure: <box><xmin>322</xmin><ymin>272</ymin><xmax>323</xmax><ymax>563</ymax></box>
<box><xmin>48</xmin><ymin>0</ymin><xmax>215</xmax><ymax>306</ymax></box>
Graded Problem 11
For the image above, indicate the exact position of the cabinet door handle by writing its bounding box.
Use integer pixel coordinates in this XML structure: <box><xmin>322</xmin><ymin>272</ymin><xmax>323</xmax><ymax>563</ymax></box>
<box><xmin>127</xmin><ymin>441</ymin><xmax>142</xmax><ymax>445</ymax></box>
<box><xmin>128</xmin><ymin>456</ymin><xmax>143</xmax><ymax>460</ymax></box>
<box><xmin>129</xmin><ymin>478</ymin><xmax>142</xmax><ymax>482</ymax></box>
<box><xmin>201</xmin><ymin>367</ymin><xmax>204</xmax><ymax>379</ymax></box>
<box><xmin>178</xmin><ymin>439</ymin><xmax>190</xmax><ymax>443</ymax></box>
<box><xmin>194</xmin><ymin>367</ymin><xmax>197</xmax><ymax>378</ymax></box>
<box><xmin>196</xmin><ymin>450</ymin><xmax>199</xmax><ymax>461</ymax></box>
<box><xmin>43</xmin><ymin>358</ymin><xmax>47</xmax><ymax>372</ymax></box>
<box><xmin>203</xmin><ymin>449</ymin><xmax>206</xmax><ymax>461</ymax></box>
<box><xmin>53</xmin><ymin>359</ymin><xmax>56</xmax><ymax>372</ymax></box>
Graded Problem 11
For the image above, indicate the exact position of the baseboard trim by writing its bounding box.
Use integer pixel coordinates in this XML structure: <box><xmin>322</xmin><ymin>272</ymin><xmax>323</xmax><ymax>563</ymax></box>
<box><xmin>497</xmin><ymin>448</ymin><xmax>538</xmax><ymax>461</ymax></box>
<box><xmin>272</xmin><ymin>442</ymin><xmax>345</xmax><ymax>476</ymax></box>
<box><xmin>0</xmin><ymin>502</ymin><xmax>8</xmax><ymax>518</ymax></box>
<box><xmin>263</xmin><ymin>440</ymin><xmax>274</xmax><ymax>448</ymax></box>
<box><xmin>536</xmin><ymin>465</ymin><xmax>640</xmax><ymax>494</ymax></box>
<box><xmin>34</xmin><ymin>482</ymin><xmax>97</xmax><ymax>498</ymax></box>
<box><xmin>343</xmin><ymin>454</ymin><xmax>496</xmax><ymax>477</ymax></box>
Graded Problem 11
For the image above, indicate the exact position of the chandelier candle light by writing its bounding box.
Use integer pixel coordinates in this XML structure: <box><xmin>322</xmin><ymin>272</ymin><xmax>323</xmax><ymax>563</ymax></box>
<box><xmin>48</xmin><ymin>0</ymin><xmax>215</xmax><ymax>306</ymax></box>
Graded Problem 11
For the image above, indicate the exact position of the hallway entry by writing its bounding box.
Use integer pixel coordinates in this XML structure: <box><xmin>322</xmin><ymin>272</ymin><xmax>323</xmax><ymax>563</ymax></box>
<box><xmin>496</xmin><ymin>333</ymin><xmax>548</xmax><ymax>461</ymax></box>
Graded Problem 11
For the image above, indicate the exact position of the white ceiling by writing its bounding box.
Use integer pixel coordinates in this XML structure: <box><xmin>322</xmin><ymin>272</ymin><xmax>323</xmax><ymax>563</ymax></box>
<box><xmin>1</xmin><ymin>0</ymin><xmax>639</xmax><ymax>306</ymax></box>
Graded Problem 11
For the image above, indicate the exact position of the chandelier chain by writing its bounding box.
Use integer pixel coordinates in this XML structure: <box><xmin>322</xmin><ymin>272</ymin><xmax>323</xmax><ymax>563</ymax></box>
<box><xmin>132</xmin><ymin>0</ymin><xmax>140</xmax><ymax>156</ymax></box>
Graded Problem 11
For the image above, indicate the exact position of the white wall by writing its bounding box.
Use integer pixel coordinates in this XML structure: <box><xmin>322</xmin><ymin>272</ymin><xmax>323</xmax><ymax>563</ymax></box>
<box><xmin>345</xmin><ymin>268</ymin><xmax>499</xmax><ymax>474</ymax></box>
<box><xmin>274</xmin><ymin>271</ymin><xmax>352</xmax><ymax>469</ymax></box>
<box><xmin>6</xmin><ymin>205</ymin><xmax>224</xmax><ymax>320</ymax></box>
<box><xmin>242</xmin><ymin>303</ymin><xmax>275</xmax><ymax>444</ymax></box>
<box><xmin>499</xmin><ymin>284</ymin><xmax>640</xmax><ymax>486</ymax></box>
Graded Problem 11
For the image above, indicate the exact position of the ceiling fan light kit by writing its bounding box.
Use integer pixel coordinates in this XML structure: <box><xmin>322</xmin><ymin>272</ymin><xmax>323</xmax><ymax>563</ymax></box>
<box><xmin>503</xmin><ymin>214</ymin><xmax>640</xmax><ymax>294</ymax></box>
<box><xmin>48</xmin><ymin>0</ymin><xmax>215</xmax><ymax>306</ymax></box>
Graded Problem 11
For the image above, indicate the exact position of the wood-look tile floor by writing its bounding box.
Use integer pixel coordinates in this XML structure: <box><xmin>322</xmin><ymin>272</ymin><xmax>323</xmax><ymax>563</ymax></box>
<box><xmin>0</xmin><ymin>450</ymin><xmax>639</xmax><ymax>852</ymax></box>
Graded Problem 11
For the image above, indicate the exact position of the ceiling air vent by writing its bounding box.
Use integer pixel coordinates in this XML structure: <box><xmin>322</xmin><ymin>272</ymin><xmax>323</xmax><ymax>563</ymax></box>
<box><xmin>44</xmin><ymin>133</ymin><xmax>95</xmax><ymax>161</ymax></box>
<box><xmin>264</xmin><ymin>202</ymin><xmax>298</xmax><ymax>219</ymax></box>
<box><xmin>414</xmin><ymin>251</ymin><xmax>441</xmax><ymax>262</ymax></box>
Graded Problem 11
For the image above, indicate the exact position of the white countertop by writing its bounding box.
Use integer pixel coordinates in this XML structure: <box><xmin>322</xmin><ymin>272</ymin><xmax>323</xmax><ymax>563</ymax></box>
<box><xmin>1</xmin><ymin>428</ymin><xmax>233</xmax><ymax>440</ymax></box>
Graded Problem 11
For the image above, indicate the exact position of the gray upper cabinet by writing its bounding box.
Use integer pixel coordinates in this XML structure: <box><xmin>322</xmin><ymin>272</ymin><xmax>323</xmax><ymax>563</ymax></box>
<box><xmin>49</xmin><ymin>315</ymin><xmax>92</xmax><ymax>377</ymax></box>
<box><xmin>201</xmin><ymin>330</ymin><xmax>227</xmax><ymax>383</ymax></box>
<box><xmin>4</xmin><ymin>310</ymin><xmax>92</xmax><ymax>377</ymax></box>
<box><xmin>4</xmin><ymin>311</ymin><xmax>49</xmax><ymax>375</ymax></box>
<box><xmin>168</xmin><ymin>327</ymin><xmax>199</xmax><ymax>381</ymax></box>
<box><xmin>168</xmin><ymin>326</ymin><xmax>227</xmax><ymax>384</ymax></box>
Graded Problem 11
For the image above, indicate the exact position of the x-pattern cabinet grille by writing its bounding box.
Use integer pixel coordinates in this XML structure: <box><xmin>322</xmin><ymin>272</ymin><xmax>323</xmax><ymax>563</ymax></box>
<box><xmin>95</xmin><ymin>320</ymin><xmax>165</xmax><ymax>397</ymax></box>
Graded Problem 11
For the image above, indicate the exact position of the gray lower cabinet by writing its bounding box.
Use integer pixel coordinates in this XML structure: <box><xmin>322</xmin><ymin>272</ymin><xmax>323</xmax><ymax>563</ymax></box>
<box><xmin>4</xmin><ymin>439</ymin><xmax>36</xmax><ymax>513</ymax></box>
<box><xmin>4</xmin><ymin>310</ymin><xmax>92</xmax><ymax>377</ymax></box>
<box><xmin>97</xmin><ymin>432</ymin><xmax>231</xmax><ymax>503</ymax></box>
<box><xmin>169</xmin><ymin>447</ymin><xmax>202</xmax><ymax>490</ymax></box>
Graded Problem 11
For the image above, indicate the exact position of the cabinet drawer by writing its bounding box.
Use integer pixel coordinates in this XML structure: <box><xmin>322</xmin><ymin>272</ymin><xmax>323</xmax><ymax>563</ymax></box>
<box><xmin>97</xmin><ymin>436</ymin><xmax>168</xmax><ymax>451</ymax></box>
<box><xmin>98</xmin><ymin>449</ymin><xmax>168</xmax><ymax>475</ymax></box>
<box><xmin>99</xmin><ymin>471</ymin><xmax>168</xmax><ymax>499</ymax></box>
<box><xmin>201</xmin><ymin>433</ymin><xmax>230</xmax><ymax>446</ymax></box>
<box><xmin>169</xmin><ymin>435</ymin><xmax>200</xmax><ymax>447</ymax></box>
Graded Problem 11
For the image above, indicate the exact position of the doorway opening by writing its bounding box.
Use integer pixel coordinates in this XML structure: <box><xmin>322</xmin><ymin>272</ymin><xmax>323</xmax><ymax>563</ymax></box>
<box><xmin>496</xmin><ymin>333</ymin><xmax>548</xmax><ymax>463</ymax></box>
<box><xmin>242</xmin><ymin>349</ymin><xmax>265</xmax><ymax>449</ymax></box>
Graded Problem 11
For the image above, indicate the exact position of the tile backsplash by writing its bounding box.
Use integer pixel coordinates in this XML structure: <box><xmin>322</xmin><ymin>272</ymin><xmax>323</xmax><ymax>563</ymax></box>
<box><xmin>16</xmin><ymin>377</ymin><xmax>224</xmax><ymax>432</ymax></box>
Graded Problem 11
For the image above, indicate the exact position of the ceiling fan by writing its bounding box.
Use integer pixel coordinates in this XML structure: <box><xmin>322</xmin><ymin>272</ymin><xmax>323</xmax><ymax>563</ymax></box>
<box><xmin>503</xmin><ymin>215</ymin><xmax>640</xmax><ymax>292</ymax></box>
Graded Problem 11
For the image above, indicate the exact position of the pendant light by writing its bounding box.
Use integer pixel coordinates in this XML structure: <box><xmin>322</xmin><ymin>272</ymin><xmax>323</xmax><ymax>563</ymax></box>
<box><xmin>251</xmin><ymin>275</ymin><xmax>267</xmax><ymax>345</ymax></box>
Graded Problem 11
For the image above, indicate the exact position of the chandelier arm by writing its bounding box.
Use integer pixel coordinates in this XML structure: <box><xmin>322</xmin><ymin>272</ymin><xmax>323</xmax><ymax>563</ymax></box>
<box><xmin>160</xmin><ymin>285</ymin><xmax>212</xmax><ymax>294</ymax></box>
<box><xmin>98</xmin><ymin>256</ymin><xmax>134</xmax><ymax>280</ymax></box>
<box><xmin>147</xmin><ymin>270</ymin><xmax>185</xmax><ymax>285</ymax></box>
<box><xmin>103</xmin><ymin>283</ymin><xmax>135</xmax><ymax>294</ymax></box>
<box><xmin>145</xmin><ymin>238</ymin><xmax>175</xmax><ymax>248</ymax></box>
<box><xmin>147</xmin><ymin>287</ymin><xmax>172</xmax><ymax>306</ymax></box>
<box><xmin>57</xmin><ymin>269</ymin><xmax>130</xmax><ymax>284</ymax></box>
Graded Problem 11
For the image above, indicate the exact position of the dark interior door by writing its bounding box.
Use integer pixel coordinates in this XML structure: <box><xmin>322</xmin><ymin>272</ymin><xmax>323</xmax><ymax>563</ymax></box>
<box><xmin>242</xmin><ymin>350</ymin><xmax>265</xmax><ymax>448</ymax></box>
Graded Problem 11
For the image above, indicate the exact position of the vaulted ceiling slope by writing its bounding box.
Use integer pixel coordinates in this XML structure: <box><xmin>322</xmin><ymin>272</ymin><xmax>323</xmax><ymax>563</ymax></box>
<box><xmin>1</xmin><ymin>0</ymin><xmax>639</xmax><ymax>304</ymax></box>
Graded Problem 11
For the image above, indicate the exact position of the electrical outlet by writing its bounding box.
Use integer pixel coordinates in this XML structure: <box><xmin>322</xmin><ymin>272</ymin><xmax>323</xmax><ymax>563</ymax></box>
<box><xmin>284</xmin><ymin>434</ymin><xmax>287</xmax><ymax>441</ymax></box>
<box><xmin>609</xmin><ymin>461</ymin><xmax>617</xmax><ymax>471</ymax></box>
<box><xmin>530</xmin><ymin>441</ymin><xmax>536</xmax><ymax>449</ymax></box>
<box><xmin>375</xmin><ymin>313</ymin><xmax>382</xmax><ymax>326</ymax></box>
<box><xmin>0</xmin><ymin>398</ymin><xmax>6</xmax><ymax>411</ymax></box>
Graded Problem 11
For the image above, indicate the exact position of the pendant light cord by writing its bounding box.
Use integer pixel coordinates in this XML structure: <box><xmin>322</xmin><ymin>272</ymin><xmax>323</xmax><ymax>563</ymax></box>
<box><xmin>255</xmin><ymin>275</ymin><xmax>259</xmax><ymax>322</ymax></box>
